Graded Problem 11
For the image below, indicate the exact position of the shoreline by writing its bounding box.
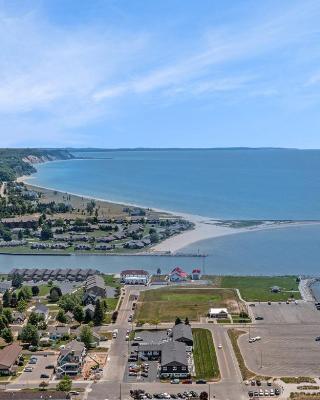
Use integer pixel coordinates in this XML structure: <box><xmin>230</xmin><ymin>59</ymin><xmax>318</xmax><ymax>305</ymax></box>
<box><xmin>16</xmin><ymin>174</ymin><xmax>320</xmax><ymax>255</ymax></box>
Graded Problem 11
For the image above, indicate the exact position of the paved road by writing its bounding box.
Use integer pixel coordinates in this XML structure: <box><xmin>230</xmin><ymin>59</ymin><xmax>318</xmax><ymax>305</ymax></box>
<box><xmin>86</xmin><ymin>285</ymin><xmax>248</xmax><ymax>400</ymax></box>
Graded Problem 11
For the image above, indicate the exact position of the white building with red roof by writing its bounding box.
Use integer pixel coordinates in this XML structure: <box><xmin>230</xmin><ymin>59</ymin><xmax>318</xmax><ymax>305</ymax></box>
<box><xmin>191</xmin><ymin>269</ymin><xmax>201</xmax><ymax>280</ymax></box>
<box><xmin>169</xmin><ymin>267</ymin><xmax>189</xmax><ymax>282</ymax></box>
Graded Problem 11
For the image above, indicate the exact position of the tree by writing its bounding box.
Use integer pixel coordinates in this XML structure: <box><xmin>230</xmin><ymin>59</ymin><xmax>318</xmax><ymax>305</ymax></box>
<box><xmin>56</xmin><ymin>309</ymin><xmax>67</xmax><ymax>324</ymax></box>
<box><xmin>1</xmin><ymin>327</ymin><xmax>13</xmax><ymax>343</ymax></box>
<box><xmin>185</xmin><ymin>317</ymin><xmax>190</xmax><ymax>325</ymax></box>
<box><xmin>40</xmin><ymin>225</ymin><xmax>53</xmax><ymax>241</ymax></box>
<box><xmin>3</xmin><ymin>308</ymin><xmax>12</xmax><ymax>324</ymax></box>
<box><xmin>18</xmin><ymin>230</ymin><xmax>23</xmax><ymax>240</ymax></box>
<box><xmin>28</xmin><ymin>311</ymin><xmax>40</xmax><ymax>326</ymax></box>
<box><xmin>73</xmin><ymin>305</ymin><xmax>84</xmax><ymax>324</ymax></box>
<box><xmin>3</xmin><ymin>290</ymin><xmax>11</xmax><ymax>308</ymax></box>
<box><xmin>2</xmin><ymin>230</ymin><xmax>12</xmax><ymax>241</ymax></box>
<box><xmin>111</xmin><ymin>310</ymin><xmax>118</xmax><ymax>323</ymax></box>
<box><xmin>199</xmin><ymin>392</ymin><xmax>208</xmax><ymax>400</ymax></box>
<box><xmin>80</xmin><ymin>325</ymin><xmax>93</xmax><ymax>349</ymax></box>
<box><xmin>19</xmin><ymin>324</ymin><xmax>39</xmax><ymax>346</ymax></box>
<box><xmin>50</xmin><ymin>287</ymin><xmax>62</xmax><ymax>303</ymax></box>
<box><xmin>86</xmin><ymin>200</ymin><xmax>96</xmax><ymax>215</ymax></box>
<box><xmin>156</xmin><ymin>268</ymin><xmax>161</xmax><ymax>275</ymax></box>
<box><xmin>39</xmin><ymin>381</ymin><xmax>49</xmax><ymax>391</ymax></box>
<box><xmin>150</xmin><ymin>232</ymin><xmax>159</xmax><ymax>243</ymax></box>
<box><xmin>10</xmin><ymin>292</ymin><xmax>17</xmax><ymax>307</ymax></box>
<box><xmin>31</xmin><ymin>286</ymin><xmax>40</xmax><ymax>296</ymax></box>
<box><xmin>17</xmin><ymin>299</ymin><xmax>28</xmax><ymax>312</ymax></box>
<box><xmin>84</xmin><ymin>309</ymin><xmax>92</xmax><ymax>324</ymax></box>
<box><xmin>18</xmin><ymin>286</ymin><xmax>32</xmax><ymax>301</ymax></box>
<box><xmin>12</xmin><ymin>273</ymin><xmax>23</xmax><ymax>288</ymax></box>
<box><xmin>57</xmin><ymin>375</ymin><xmax>72</xmax><ymax>392</ymax></box>
<box><xmin>175</xmin><ymin>317</ymin><xmax>182</xmax><ymax>325</ymax></box>
<box><xmin>93</xmin><ymin>299</ymin><xmax>104</xmax><ymax>326</ymax></box>
<box><xmin>38</xmin><ymin>320</ymin><xmax>47</xmax><ymax>330</ymax></box>
<box><xmin>0</xmin><ymin>317</ymin><xmax>7</xmax><ymax>331</ymax></box>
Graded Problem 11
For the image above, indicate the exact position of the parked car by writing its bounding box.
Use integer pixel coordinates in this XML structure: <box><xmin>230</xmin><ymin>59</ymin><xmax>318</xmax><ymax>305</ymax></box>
<box><xmin>40</xmin><ymin>374</ymin><xmax>49</xmax><ymax>379</ymax></box>
<box><xmin>134</xmin><ymin>337</ymin><xmax>143</xmax><ymax>341</ymax></box>
<box><xmin>255</xmin><ymin>316</ymin><xmax>264</xmax><ymax>320</ymax></box>
<box><xmin>45</xmin><ymin>365</ymin><xmax>55</xmax><ymax>369</ymax></box>
<box><xmin>196</xmin><ymin>379</ymin><xmax>207</xmax><ymax>384</ymax></box>
<box><xmin>248</xmin><ymin>391</ymin><xmax>254</xmax><ymax>398</ymax></box>
<box><xmin>24</xmin><ymin>367</ymin><xmax>33</xmax><ymax>372</ymax></box>
<box><xmin>315</xmin><ymin>336</ymin><xmax>320</xmax><ymax>341</ymax></box>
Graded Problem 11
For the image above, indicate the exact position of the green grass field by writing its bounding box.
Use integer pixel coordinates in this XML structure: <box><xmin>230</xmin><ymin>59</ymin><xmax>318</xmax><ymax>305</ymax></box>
<box><xmin>192</xmin><ymin>328</ymin><xmax>220</xmax><ymax>380</ymax></box>
<box><xmin>105</xmin><ymin>297</ymin><xmax>118</xmax><ymax>311</ymax></box>
<box><xmin>221</xmin><ymin>276</ymin><xmax>301</xmax><ymax>301</ymax></box>
<box><xmin>135</xmin><ymin>287</ymin><xmax>239</xmax><ymax>322</ymax></box>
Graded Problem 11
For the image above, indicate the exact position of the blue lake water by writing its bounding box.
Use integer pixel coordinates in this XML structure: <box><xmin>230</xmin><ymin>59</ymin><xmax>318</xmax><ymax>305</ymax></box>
<box><xmin>1</xmin><ymin>224</ymin><xmax>320</xmax><ymax>276</ymax></box>
<box><xmin>28</xmin><ymin>148</ymin><xmax>320</xmax><ymax>220</ymax></box>
<box><xmin>3</xmin><ymin>148</ymin><xmax>320</xmax><ymax>276</ymax></box>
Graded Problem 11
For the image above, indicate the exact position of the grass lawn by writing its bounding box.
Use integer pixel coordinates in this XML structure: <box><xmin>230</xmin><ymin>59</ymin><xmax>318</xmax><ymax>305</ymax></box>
<box><xmin>135</xmin><ymin>287</ymin><xmax>239</xmax><ymax>322</ymax></box>
<box><xmin>103</xmin><ymin>274</ymin><xmax>120</xmax><ymax>288</ymax></box>
<box><xmin>227</xmin><ymin>329</ymin><xmax>255</xmax><ymax>381</ymax></box>
<box><xmin>105</xmin><ymin>298</ymin><xmax>118</xmax><ymax>312</ymax></box>
<box><xmin>221</xmin><ymin>276</ymin><xmax>301</xmax><ymax>302</ymax></box>
<box><xmin>38</xmin><ymin>284</ymin><xmax>50</xmax><ymax>296</ymax></box>
<box><xmin>192</xmin><ymin>328</ymin><xmax>220</xmax><ymax>380</ymax></box>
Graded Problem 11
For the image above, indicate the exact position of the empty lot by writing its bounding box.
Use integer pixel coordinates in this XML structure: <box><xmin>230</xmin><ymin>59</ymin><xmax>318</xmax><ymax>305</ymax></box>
<box><xmin>238</xmin><ymin>302</ymin><xmax>320</xmax><ymax>377</ymax></box>
<box><xmin>135</xmin><ymin>287</ymin><xmax>240</xmax><ymax>322</ymax></box>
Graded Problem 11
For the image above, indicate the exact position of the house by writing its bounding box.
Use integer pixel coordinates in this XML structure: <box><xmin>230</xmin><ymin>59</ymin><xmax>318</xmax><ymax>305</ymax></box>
<box><xmin>160</xmin><ymin>341</ymin><xmax>189</xmax><ymax>378</ymax></box>
<box><xmin>83</xmin><ymin>292</ymin><xmax>101</xmax><ymax>306</ymax></box>
<box><xmin>208</xmin><ymin>308</ymin><xmax>229</xmax><ymax>319</ymax></box>
<box><xmin>65</xmin><ymin>311</ymin><xmax>74</xmax><ymax>323</ymax></box>
<box><xmin>0</xmin><ymin>281</ymin><xmax>12</xmax><ymax>293</ymax></box>
<box><xmin>11</xmin><ymin>311</ymin><xmax>26</xmax><ymax>325</ymax></box>
<box><xmin>120</xmin><ymin>269</ymin><xmax>150</xmax><ymax>285</ymax></box>
<box><xmin>84</xmin><ymin>304</ymin><xmax>95</xmax><ymax>319</ymax></box>
<box><xmin>0</xmin><ymin>343</ymin><xmax>22</xmax><ymax>375</ymax></box>
<box><xmin>33</xmin><ymin>303</ymin><xmax>49</xmax><ymax>321</ymax></box>
<box><xmin>48</xmin><ymin>326</ymin><xmax>70</xmax><ymax>340</ymax></box>
<box><xmin>85</xmin><ymin>275</ymin><xmax>106</xmax><ymax>298</ymax></box>
<box><xmin>172</xmin><ymin>323</ymin><xmax>193</xmax><ymax>346</ymax></box>
<box><xmin>169</xmin><ymin>267</ymin><xmax>188</xmax><ymax>282</ymax></box>
<box><xmin>191</xmin><ymin>269</ymin><xmax>201</xmax><ymax>280</ymax></box>
<box><xmin>56</xmin><ymin>339</ymin><xmax>86</xmax><ymax>377</ymax></box>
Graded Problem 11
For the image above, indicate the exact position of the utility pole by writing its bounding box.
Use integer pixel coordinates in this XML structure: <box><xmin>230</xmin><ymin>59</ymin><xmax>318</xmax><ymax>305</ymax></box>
<box><xmin>260</xmin><ymin>349</ymin><xmax>263</xmax><ymax>369</ymax></box>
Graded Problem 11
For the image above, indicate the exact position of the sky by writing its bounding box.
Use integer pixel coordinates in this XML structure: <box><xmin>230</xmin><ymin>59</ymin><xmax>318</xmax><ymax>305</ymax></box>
<box><xmin>1</xmin><ymin>0</ymin><xmax>320</xmax><ymax>148</ymax></box>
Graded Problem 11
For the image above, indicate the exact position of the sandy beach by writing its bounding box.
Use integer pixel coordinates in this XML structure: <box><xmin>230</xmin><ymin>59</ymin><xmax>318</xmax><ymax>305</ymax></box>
<box><xmin>16</xmin><ymin>174</ymin><xmax>320</xmax><ymax>255</ymax></box>
<box><xmin>151</xmin><ymin>216</ymin><xmax>320</xmax><ymax>253</ymax></box>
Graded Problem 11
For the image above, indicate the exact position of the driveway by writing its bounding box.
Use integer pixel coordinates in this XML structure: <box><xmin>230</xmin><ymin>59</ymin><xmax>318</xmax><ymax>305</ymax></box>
<box><xmin>15</xmin><ymin>354</ymin><xmax>58</xmax><ymax>385</ymax></box>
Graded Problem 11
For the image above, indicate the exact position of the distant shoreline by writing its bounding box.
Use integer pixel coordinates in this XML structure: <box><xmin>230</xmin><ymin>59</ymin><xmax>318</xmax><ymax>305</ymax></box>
<box><xmin>17</xmin><ymin>173</ymin><xmax>320</xmax><ymax>255</ymax></box>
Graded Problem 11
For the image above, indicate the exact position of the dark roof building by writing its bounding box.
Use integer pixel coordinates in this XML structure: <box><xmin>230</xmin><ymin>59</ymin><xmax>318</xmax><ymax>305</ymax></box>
<box><xmin>172</xmin><ymin>323</ymin><xmax>193</xmax><ymax>346</ymax></box>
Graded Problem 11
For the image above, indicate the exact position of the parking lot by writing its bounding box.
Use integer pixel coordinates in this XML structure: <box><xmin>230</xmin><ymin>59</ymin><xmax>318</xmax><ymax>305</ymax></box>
<box><xmin>239</xmin><ymin>302</ymin><xmax>320</xmax><ymax>376</ymax></box>
<box><xmin>124</xmin><ymin>330</ymin><xmax>169</xmax><ymax>383</ymax></box>
<box><xmin>16</xmin><ymin>354</ymin><xmax>58</xmax><ymax>384</ymax></box>
<box><xmin>251</xmin><ymin>301</ymin><xmax>320</xmax><ymax>325</ymax></box>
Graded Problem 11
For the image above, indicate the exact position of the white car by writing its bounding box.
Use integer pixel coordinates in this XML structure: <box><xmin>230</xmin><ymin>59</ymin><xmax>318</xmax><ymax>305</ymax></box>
<box><xmin>218</xmin><ymin>344</ymin><xmax>222</xmax><ymax>349</ymax></box>
<box><xmin>24</xmin><ymin>367</ymin><xmax>33</xmax><ymax>372</ymax></box>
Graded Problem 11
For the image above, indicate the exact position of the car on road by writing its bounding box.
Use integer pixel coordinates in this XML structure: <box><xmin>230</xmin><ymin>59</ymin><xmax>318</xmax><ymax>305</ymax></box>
<box><xmin>40</xmin><ymin>374</ymin><xmax>49</xmax><ymax>379</ymax></box>
<box><xmin>134</xmin><ymin>337</ymin><xmax>143</xmax><ymax>341</ymax></box>
<box><xmin>315</xmin><ymin>336</ymin><xmax>320</xmax><ymax>341</ymax></box>
<box><xmin>196</xmin><ymin>379</ymin><xmax>207</xmax><ymax>384</ymax></box>
<box><xmin>24</xmin><ymin>367</ymin><xmax>33</xmax><ymax>372</ymax></box>
<box><xmin>182</xmin><ymin>380</ymin><xmax>192</xmax><ymax>384</ymax></box>
<box><xmin>45</xmin><ymin>364</ymin><xmax>55</xmax><ymax>369</ymax></box>
<box><xmin>171</xmin><ymin>379</ymin><xmax>179</xmax><ymax>384</ymax></box>
<box><xmin>218</xmin><ymin>344</ymin><xmax>222</xmax><ymax>349</ymax></box>
<box><xmin>29</xmin><ymin>357</ymin><xmax>37</xmax><ymax>364</ymax></box>
<box><xmin>268</xmin><ymin>301</ymin><xmax>271</xmax><ymax>305</ymax></box>
<box><xmin>255</xmin><ymin>316</ymin><xmax>264</xmax><ymax>320</ymax></box>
